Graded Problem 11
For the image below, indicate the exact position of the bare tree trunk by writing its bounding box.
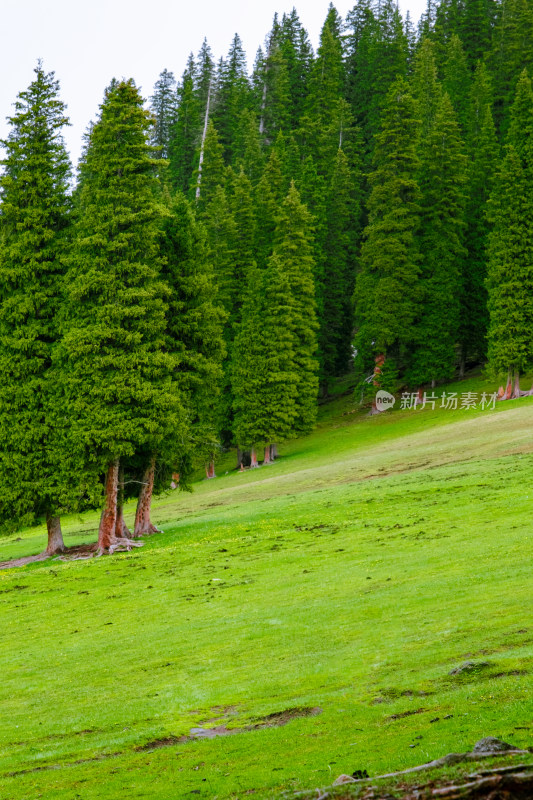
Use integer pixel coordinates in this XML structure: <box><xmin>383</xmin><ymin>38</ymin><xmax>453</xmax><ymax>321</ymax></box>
<box><xmin>259</xmin><ymin>81</ymin><xmax>268</xmax><ymax>135</ymax></box>
<box><xmin>236</xmin><ymin>447</ymin><xmax>243</xmax><ymax>470</ymax></box>
<box><xmin>46</xmin><ymin>512</ymin><xmax>65</xmax><ymax>555</ymax></box>
<box><xmin>271</xmin><ymin>443</ymin><xmax>278</xmax><ymax>460</ymax></box>
<box><xmin>372</xmin><ymin>354</ymin><xmax>386</xmax><ymax>387</ymax></box>
<box><xmin>263</xmin><ymin>445</ymin><xmax>272</xmax><ymax>464</ymax></box>
<box><xmin>504</xmin><ymin>368</ymin><xmax>513</xmax><ymax>400</ymax></box>
<box><xmin>205</xmin><ymin>460</ymin><xmax>216</xmax><ymax>479</ymax></box>
<box><xmin>98</xmin><ymin>459</ymin><xmax>119</xmax><ymax>553</ymax></box>
<box><xmin>115</xmin><ymin>465</ymin><xmax>131</xmax><ymax>539</ymax></box>
<box><xmin>195</xmin><ymin>79</ymin><xmax>213</xmax><ymax>202</ymax></box>
<box><xmin>250</xmin><ymin>447</ymin><xmax>258</xmax><ymax>468</ymax></box>
<box><xmin>512</xmin><ymin>369</ymin><xmax>521</xmax><ymax>399</ymax></box>
<box><xmin>133</xmin><ymin>455</ymin><xmax>161</xmax><ymax>537</ymax></box>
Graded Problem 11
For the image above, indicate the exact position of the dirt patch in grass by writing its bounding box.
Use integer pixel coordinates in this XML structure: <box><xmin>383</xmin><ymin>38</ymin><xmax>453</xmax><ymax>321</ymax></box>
<box><xmin>386</xmin><ymin>708</ymin><xmax>428</xmax><ymax>721</ymax></box>
<box><xmin>137</xmin><ymin>706</ymin><xmax>323</xmax><ymax>751</ymax></box>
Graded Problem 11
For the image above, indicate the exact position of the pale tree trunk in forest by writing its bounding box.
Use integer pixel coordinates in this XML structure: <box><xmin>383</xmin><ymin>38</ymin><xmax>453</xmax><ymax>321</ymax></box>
<box><xmin>511</xmin><ymin>369</ymin><xmax>521</xmax><ymax>399</ymax></box>
<box><xmin>45</xmin><ymin>511</ymin><xmax>65</xmax><ymax>555</ymax></box>
<box><xmin>195</xmin><ymin>79</ymin><xmax>213</xmax><ymax>202</ymax></box>
<box><xmin>133</xmin><ymin>455</ymin><xmax>161</xmax><ymax>537</ymax></box>
<box><xmin>115</xmin><ymin>465</ymin><xmax>131</xmax><ymax>539</ymax></box>
<box><xmin>259</xmin><ymin>37</ymin><xmax>273</xmax><ymax>136</ymax></box>
<box><xmin>250</xmin><ymin>447</ymin><xmax>258</xmax><ymax>468</ymax></box>
<box><xmin>271</xmin><ymin>443</ymin><xmax>278</xmax><ymax>460</ymax></box>
<box><xmin>259</xmin><ymin>81</ymin><xmax>268</xmax><ymax>136</ymax></box>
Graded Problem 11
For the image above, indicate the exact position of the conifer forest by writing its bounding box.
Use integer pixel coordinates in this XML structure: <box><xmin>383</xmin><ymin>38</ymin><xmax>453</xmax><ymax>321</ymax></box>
<box><xmin>1</xmin><ymin>0</ymin><xmax>533</xmax><ymax>561</ymax></box>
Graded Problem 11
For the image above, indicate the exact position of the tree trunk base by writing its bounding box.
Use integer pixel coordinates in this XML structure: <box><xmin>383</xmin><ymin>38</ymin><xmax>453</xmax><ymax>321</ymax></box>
<box><xmin>96</xmin><ymin>537</ymin><xmax>144</xmax><ymax>557</ymax></box>
<box><xmin>46</xmin><ymin>513</ymin><xmax>65</xmax><ymax>555</ymax></box>
<box><xmin>132</xmin><ymin>524</ymin><xmax>162</xmax><ymax>539</ymax></box>
<box><xmin>133</xmin><ymin>456</ymin><xmax>160</xmax><ymax>537</ymax></box>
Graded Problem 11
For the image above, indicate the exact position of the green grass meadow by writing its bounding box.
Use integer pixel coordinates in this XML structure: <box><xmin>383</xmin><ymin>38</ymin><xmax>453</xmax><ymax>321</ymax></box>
<box><xmin>1</xmin><ymin>373</ymin><xmax>532</xmax><ymax>799</ymax></box>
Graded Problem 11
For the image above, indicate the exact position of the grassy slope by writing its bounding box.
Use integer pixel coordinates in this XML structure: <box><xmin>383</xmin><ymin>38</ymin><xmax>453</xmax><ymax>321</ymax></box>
<box><xmin>0</xmin><ymin>373</ymin><xmax>532</xmax><ymax>799</ymax></box>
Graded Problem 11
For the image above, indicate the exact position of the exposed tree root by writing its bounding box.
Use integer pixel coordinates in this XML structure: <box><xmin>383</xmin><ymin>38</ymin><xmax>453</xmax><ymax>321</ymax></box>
<box><xmin>96</xmin><ymin>537</ymin><xmax>144</xmax><ymax>556</ymax></box>
<box><xmin>132</xmin><ymin>524</ymin><xmax>162</xmax><ymax>538</ymax></box>
<box><xmin>0</xmin><ymin>552</ymin><xmax>51</xmax><ymax>570</ymax></box>
<box><xmin>0</xmin><ymin>537</ymin><xmax>145</xmax><ymax>568</ymax></box>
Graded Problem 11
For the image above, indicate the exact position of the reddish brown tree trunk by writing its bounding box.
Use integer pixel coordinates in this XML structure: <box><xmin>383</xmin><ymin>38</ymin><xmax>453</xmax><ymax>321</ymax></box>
<box><xmin>133</xmin><ymin>455</ymin><xmax>160</xmax><ymax>537</ymax></box>
<box><xmin>205</xmin><ymin>460</ymin><xmax>216</xmax><ymax>479</ymax></box>
<box><xmin>45</xmin><ymin>512</ymin><xmax>65</xmax><ymax>555</ymax></box>
<box><xmin>250</xmin><ymin>447</ymin><xmax>258</xmax><ymax>468</ymax></box>
<box><xmin>98</xmin><ymin>459</ymin><xmax>119</xmax><ymax>553</ymax></box>
<box><xmin>115</xmin><ymin>465</ymin><xmax>131</xmax><ymax>539</ymax></box>
<box><xmin>372</xmin><ymin>354</ymin><xmax>386</xmax><ymax>387</ymax></box>
<box><xmin>263</xmin><ymin>445</ymin><xmax>272</xmax><ymax>464</ymax></box>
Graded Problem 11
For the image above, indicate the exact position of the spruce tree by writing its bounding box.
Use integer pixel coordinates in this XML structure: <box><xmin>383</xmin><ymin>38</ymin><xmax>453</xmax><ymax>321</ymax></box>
<box><xmin>150</xmin><ymin>68</ymin><xmax>178</xmax><ymax>159</ymax></box>
<box><xmin>232</xmin><ymin>108</ymin><xmax>264</xmax><ymax>183</ymax></box>
<box><xmin>354</xmin><ymin>78</ymin><xmax>421</xmax><ymax>386</ymax></box>
<box><xmin>460</xmin><ymin>63</ymin><xmax>499</xmax><ymax>367</ymax></box>
<box><xmin>195</xmin><ymin>120</ymin><xmax>226</xmax><ymax>210</ymax></box>
<box><xmin>201</xmin><ymin>185</ymin><xmax>238</xmax><ymax>445</ymax></box>
<box><xmin>169</xmin><ymin>58</ymin><xmax>199</xmax><ymax>194</ymax></box>
<box><xmin>159</xmin><ymin>192</ymin><xmax>225</xmax><ymax>483</ymax></box>
<box><xmin>232</xmin><ymin>259</ymin><xmax>299</xmax><ymax>464</ymax></box>
<box><xmin>408</xmin><ymin>92</ymin><xmax>467</xmax><ymax>387</ymax></box>
<box><xmin>322</xmin><ymin>148</ymin><xmax>361</xmax><ymax>381</ymax></box>
<box><xmin>59</xmin><ymin>80</ymin><xmax>183</xmax><ymax>553</ymax></box>
<box><xmin>459</xmin><ymin>0</ymin><xmax>497</xmax><ymax>69</ymax></box>
<box><xmin>212</xmin><ymin>34</ymin><xmax>252</xmax><ymax>161</ymax></box>
<box><xmin>254</xmin><ymin>149</ymin><xmax>286</xmax><ymax>268</ymax></box>
<box><xmin>490</xmin><ymin>0</ymin><xmax>533</xmax><ymax>134</ymax></box>
<box><xmin>0</xmin><ymin>63</ymin><xmax>73</xmax><ymax>552</ymax></box>
<box><xmin>442</xmin><ymin>34</ymin><xmax>471</xmax><ymax>132</ymax></box>
<box><xmin>272</xmin><ymin>183</ymin><xmax>319</xmax><ymax>431</ymax></box>
<box><xmin>486</xmin><ymin>70</ymin><xmax>533</xmax><ymax>389</ymax></box>
<box><xmin>278</xmin><ymin>9</ymin><xmax>314</xmax><ymax>130</ymax></box>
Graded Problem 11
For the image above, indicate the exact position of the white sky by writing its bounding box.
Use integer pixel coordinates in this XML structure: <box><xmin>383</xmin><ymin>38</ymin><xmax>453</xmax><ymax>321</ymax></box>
<box><xmin>0</xmin><ymin>0</ymin><xmax>426</xmax><ymax>167</ymax></box>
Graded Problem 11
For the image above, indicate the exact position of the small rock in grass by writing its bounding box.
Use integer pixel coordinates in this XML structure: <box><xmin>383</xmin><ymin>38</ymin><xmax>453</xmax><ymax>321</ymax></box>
<box><xmin>333</xmin><ymin>774</ymin><xmax>356</xmax><ymax>785</ymax></box>
<box><xmin>472</xmin><ymin>737</ymin><xmax>515</xmax><ymax>753</ymax></box>
<box><xmin>449</xmin><ymin>661</ymin><xmax>490</xmax><ymax>676</ymax></box>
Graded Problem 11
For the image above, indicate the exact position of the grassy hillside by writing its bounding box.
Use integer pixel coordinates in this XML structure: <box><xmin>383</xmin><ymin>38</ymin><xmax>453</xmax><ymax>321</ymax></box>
<box><xmin>1</xmin><ymin>373</ymin><xmax>532</xmax><ymax>799</ymax></box>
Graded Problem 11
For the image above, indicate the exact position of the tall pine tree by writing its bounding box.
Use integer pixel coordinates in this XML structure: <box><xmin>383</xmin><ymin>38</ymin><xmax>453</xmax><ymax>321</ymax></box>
<box><xmin>486</xmin><ymin>70</ymin><xmax>533</xmax><ymax>391</ymax></box>
<box><xmin>354</xmin><ymin>78</ymin><xmax>421</xmax><ymax>387</ymax></box>
<box><xmin>59</xmin><ymin>80</ymin><xmax>183</xmax><ymax>554</ymax></box>
<box><xmin>0</xmin><ymin>63</ymin><xmax>73</xmax><ymax>553</ymax></box>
